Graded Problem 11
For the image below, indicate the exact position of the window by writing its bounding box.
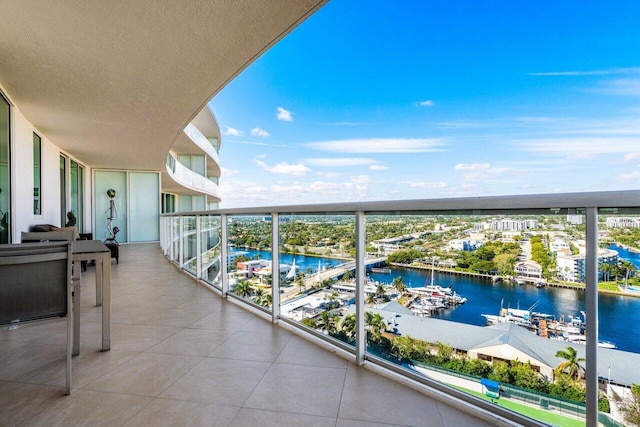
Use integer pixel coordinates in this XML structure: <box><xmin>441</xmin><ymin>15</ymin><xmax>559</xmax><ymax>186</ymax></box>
<box><xmin>33</xmin><ymin>133</ymin><xmax>41</xmax><ymax>215</ymax></box>
<box><xmin>70</xmin><ymin>160</ymin><xmax>84</xmax><ymax>231</ymax></box>
<box><xmin>0</xmin><ymin>93</ymin><xmax>9</xmax><ymax>244</ymax></box>
<box><xmin>60</xmin><ymin>155</ymin><xmax>67</xmax><ymax>226</ymax></box>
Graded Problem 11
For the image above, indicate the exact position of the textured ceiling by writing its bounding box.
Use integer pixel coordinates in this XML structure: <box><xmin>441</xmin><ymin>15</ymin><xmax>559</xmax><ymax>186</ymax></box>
<box><xmin>0</xmin><ymin>0</ymin><xmax>326</xmax><ymax>171</ymax></box>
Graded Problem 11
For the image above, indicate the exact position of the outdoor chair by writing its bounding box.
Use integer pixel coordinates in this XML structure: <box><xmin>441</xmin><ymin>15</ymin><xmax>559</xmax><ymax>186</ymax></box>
<box><xmin>0</xmin><ymin>242</ymin><xmax>74</xmax><ymax>394</ymax></box>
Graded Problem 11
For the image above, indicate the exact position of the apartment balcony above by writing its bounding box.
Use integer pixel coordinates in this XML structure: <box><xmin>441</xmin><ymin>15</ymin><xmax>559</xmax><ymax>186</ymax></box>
<box><xmin>164</xmin><ymin>152</ymin><xmax>221</xmax><ymax>201</ymax></box>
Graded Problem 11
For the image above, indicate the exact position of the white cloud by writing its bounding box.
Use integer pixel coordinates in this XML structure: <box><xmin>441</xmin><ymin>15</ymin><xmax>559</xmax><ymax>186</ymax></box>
<box><xmin>219</xmin><ymin>175</ymin><xmax>373</xmax><ymax>207</ymax></box>
<box><xmin>316</xmin><ymin>171</ymin><xmax>343</xmax><ymax>178</ymax></box>
<box><xmin>277</xmin><ymin>107</ymin><xmax>294</xmax><ymax>122</ymax></box>
<box><xmin>616</xmin><ymin>171</ymin><xmax>640</xmax><ymax>182</ymax></box>
<box><xmin>306</xmin><ymin>138</ymin><xmax>444</xmax><ymax>153</ymax></box>
<box><xmin>515</xmin><ymin>137</ymin><xmax>640</xmax><ymax>156</ymax></box>
<box><xmin>221</xmin><ymin>167</ymin><xmax>239</xmax><ymax>178</ymax></box>
<box><xmin>624</xmin><ymin>152</ymin><xmax>640</xmax><ymax>162</ymax></box>
<box><xmin>223</xmin><ymin>126</ymin><xmax>243</xmax><ymax>136</ymax></box>
<box><xmin>454</xmin><ymin>163</ymin><xmax>491</xmax><ymax>171</ymax></box>
<box><xmin>251</xmin><ymin>127</ymin><xmax>270</xmax><ymax>138</ymax></box>
<box><xmin>401</xmin><ymin>180</ymin><xmax>448</xmax><ymax>189</ymax></box>
<box><xmin>369</xmin><ymin>164</ymin><xmax>388</xmax><ymax>171</ymax></box>
<box><xmin>417</xmin><ymin>100</ymin><xmax>435</xmax><ymax>107</ymax></box>
<box><xmin>254</xmin><ymin>157</ymin><xmax>310</xmax><ymax>176</ymax></box>
<box><xmin>305</xmin><ymin>158</ymin><xmax>376</xmax><ymax>167</ymax></box>
<box><xmin>597</xmin><ymin>78</ymin><xmax>640</xmax><ymax>96</ymax></box>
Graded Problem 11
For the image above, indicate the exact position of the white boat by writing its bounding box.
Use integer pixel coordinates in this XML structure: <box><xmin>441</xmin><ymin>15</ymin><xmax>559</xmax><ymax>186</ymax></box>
<box><xmin>564</xmin><ymin>334</ymin><xmax>617</xmax><ymax>349</ymax></box>
<box><xmin>285</xmin><ymin>259</ymin><xmax>297</xmax><ymax>280</ymax></box>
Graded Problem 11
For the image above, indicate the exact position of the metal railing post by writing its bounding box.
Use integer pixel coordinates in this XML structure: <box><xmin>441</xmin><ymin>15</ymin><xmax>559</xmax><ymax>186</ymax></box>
<box><xmin>178</xmin><ymin>216</ymin><xmax>184</xmax><ymax>270</ymax></box>
<box><xmin>585</xmin><ymin>207</ymin><xmax>599</xmax><ymax>427</ymax></box>
<box><xmin>355</xmin><ymin>211</ymin><xmax>365</xmax><ymax>365</ymax></box>
<box><xmin>272</xmin><ymin>212</ymin><xmax>280</xmax><ymax>323</ymax></box>
<box><xmin>221</xmin><ymin>213</ymin><xmax>228</xmax><ymax>298</ymax></box>
<box><xmin>196</xmin><ymin>215</ymin><xmax>202</xmax><ymax>281</ymax></box>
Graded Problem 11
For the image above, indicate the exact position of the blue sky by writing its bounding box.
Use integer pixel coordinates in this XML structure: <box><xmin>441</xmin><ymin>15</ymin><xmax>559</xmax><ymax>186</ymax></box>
<box><xmin>209</xmin><ymin>1</ymin><xmax>640</xmax><ymax>208</ymax></box>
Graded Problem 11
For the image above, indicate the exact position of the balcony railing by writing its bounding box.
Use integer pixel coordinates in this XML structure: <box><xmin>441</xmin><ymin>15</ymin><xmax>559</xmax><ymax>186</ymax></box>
<box><xmin>160</xmin><ymin>190</ymin><xmax>639</xmax><ymax>427</ymax></box>
<box><xmin>183</xmin><ymin>122</ymin><xmax>221</xmax><ymax>168</ymax></box>
<box><xmin>165</xmin><ymin>152</ymin><xmax>221</xmax><ymax>199</ymax></box>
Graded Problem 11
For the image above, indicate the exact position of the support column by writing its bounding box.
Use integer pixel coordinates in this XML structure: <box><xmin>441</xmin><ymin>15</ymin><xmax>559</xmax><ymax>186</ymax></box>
<box><xmin>271</xmin><ymin>212</ymin><xmax>280</xmax><ymax>323</ymax></box>
<box><xmin>196</xmin><ymin>215</ymin><xmax>202</xmax><ymax>281</ymax></box>
<box><xmin>221</xmin><ymin>214</ymin><xmax>228</xmax><ymax>298</ymax></box>
<box><xmin>355</xmin><ymin>211</ymin><xmax>366</xmax><ymax>366</ymax></box>
<box><xmin>178</xmin><ymin>216</ymin><xmax>184</xmax><ymax>270</ymax></box>
<box><xmin>585</xmin><ymin>207</ymin><xmax>599</xmax><ymax>427</ymax></box>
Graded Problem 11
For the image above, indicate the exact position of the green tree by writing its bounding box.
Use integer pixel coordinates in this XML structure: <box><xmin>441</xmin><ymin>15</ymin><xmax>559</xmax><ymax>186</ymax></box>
<box><xmin>365</xmin><ymin>311</ymin><xmax>385</xmax><ymax>342</ymax></box>
<box><xmin>392</xmin><ymin>276</ymin><xmax>407</xmax><ymax>294</ymax></box>
<box><xmin>620</xmin><ymin>260</ymin><xmax>637</xmax><ymax>288</ymax></box>
<box><xmin>554</xmin><ymin>346</ymin><xmax>585</xmax><ymax>380</ymax></box>
<box><xmin>619</xmin><ymin>383</ymin><xmax>640</xmax><ymax>425</ymax></box>
<box><xmin>340</xmin><ymin>314</ymin><xmax>356</xmax><ymax>341</ymax></box>
<box><xmin>232</xmin><ymin>280</ymin><xmax>253</xmax><ymax>298</ymax></box>
<box><xmin>366</xmin><ymin>293</ymin><xmax>377</xmax><ymax>305</ymax></box>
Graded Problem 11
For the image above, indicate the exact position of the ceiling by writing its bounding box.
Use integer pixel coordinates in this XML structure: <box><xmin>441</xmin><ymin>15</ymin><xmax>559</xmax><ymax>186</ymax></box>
<box><xmin>0</xmin><ymin>0</ymin><xmax>327</xmax><ymax>171</ymax></box>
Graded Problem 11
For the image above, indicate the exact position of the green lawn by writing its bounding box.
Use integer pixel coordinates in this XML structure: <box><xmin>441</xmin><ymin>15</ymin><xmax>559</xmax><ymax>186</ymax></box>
<box><xmin>452</xmin><ymin>386</ymin><xmax>585</xmax><ymax>427</ymax></box>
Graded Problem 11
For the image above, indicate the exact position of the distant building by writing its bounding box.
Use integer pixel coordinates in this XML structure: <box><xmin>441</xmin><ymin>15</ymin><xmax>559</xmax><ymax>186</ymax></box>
<box><xmin>550</xmin><ymin>239</ymin><xmax>570</xmax><ymax>253</ymax></box>
<box><xmin>566</xmin><ymin>215</ymin><xmax>583</xmax><ymax>225</ymax></box>
<box><xmin>448</xmin><ymin>239</ymin><xmax>482</xmax><ymax>251</ymax></box>
<box><xmin>514</xmin><ymin>260</ymin><xmax>543</xmax><ymax>279</ymax></box>
<box><xmin>371</xmin><ymin>234</ymin><xmax>420</xmax><ymax>253</ymax></box>
<box><xmin>605</xmin><ymin>217</ymin><xmax>640</xmax><ymax>228</ymax></box>
<box><xmin>556</xmin><ymin>248</ymin><xmax>618</xmax><ymax>282</ymax></box>
<box><xmin>491</xmin><ymin>218</ymin><xmax>539</xmax><ymax>231</ymax></box>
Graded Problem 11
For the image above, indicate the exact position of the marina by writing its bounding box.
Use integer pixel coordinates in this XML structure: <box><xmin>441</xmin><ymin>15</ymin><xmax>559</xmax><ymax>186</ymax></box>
<box><xmin>232</xmin><ymin>248</ymin><xmax>639</xmax><ymax>354</ymax></box>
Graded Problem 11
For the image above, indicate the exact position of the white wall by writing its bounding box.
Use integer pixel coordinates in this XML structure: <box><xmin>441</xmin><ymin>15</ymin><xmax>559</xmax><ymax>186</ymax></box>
<box><xmin>9</xmin><ymin>103</ymin><xmax>91</xmax><ymax>242</ymax></box>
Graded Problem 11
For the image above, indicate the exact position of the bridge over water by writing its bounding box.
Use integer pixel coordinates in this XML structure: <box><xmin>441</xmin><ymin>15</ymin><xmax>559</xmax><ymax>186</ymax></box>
<box><xmin>302</xmin><ymin>256</ymin><xmax>387</xmax><ymax>286</ymax></box>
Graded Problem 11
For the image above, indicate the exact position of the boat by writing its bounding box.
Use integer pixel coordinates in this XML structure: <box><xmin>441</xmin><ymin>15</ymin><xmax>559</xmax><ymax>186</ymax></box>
<box><xmin>481</xmin><ymin>301</ymin><xmax>552</xmax><ymax>330</ymax></box>
<box><xmin>285</xmin><ymin>258</ymin><xmax>297</xmax><ymax>280</ymax></box>
<box><xmin>535</xmin><ymin>281</ymin><xmax>546</xmax><ymax>288</ymax></box>
<box><xmin>564</xmin><ymin>334</ymin><xmax>617</xmax><ymax>349</ymax></box>
<box><xmin>371</xmin><ymin>267</ymin><xmax>392</xmax><ymax>274</ymax></box>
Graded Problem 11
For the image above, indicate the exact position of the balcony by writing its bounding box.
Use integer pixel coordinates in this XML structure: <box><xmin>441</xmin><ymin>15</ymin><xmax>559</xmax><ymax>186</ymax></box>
<box><xmin>165</xmin><ymin>152</ymin><xmax>221</xmax><ymax>199</ymax></box>
<box><xmin>160</xmin><ymin>190</ymin><xmax>640</xmax><ymax>427</ymax></box>
<box><xmin>0</xmin><ymin>243</ymin><xmax>495</xmax><ymax>426</ymax></box>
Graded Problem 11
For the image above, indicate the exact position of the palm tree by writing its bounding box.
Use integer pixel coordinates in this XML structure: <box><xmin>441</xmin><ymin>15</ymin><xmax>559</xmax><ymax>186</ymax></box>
<box><xmin>317</xmin><ymin>311</ymin><xmax>336</xmax><ymax>335</ymax></box>
<box><xmin>232</xmin><ymin>280</ymin><xmax>253</xmax><ymax>298</ymax></box>
<box><xmin>619</xmin><ymin>260</ymin><xmax>636</xmax><ymax>288</ymax></box>
<box><xmin>253</xmin><ymin>286</ymin><xmax>265</xmax><ymax>303</ymax></box>
<box><xmin>554</xmin><ymin>345</ymin><xmax>585</xmax><ymax>380</ymax></box>
<box><xmin>340</xmin><ymin>314</ymin><xmax>356</xmax><ymax>341</ymax></box>
<box><xmin>376</xmin><ymin>284</ymin><xmax>386</xmax><ymax>299</ymax></box>
<box><xmin>365</xmin><ymin>311</ymin><xmax>385</xmax><ymax>342</ymax></box>
<box><xmin>599</xmin><ymin>263</ymin><xmax>612</xmax><ymax>283</ymax></box>
<box><xmin>366</xmin><ymin>293</ymin><xmax>377</xmax><ymax>305</ymax></box>
<box><xmin>392</xmin><ymin>276</ymin><xmax>407</xmax><ymax>294</ymax></box>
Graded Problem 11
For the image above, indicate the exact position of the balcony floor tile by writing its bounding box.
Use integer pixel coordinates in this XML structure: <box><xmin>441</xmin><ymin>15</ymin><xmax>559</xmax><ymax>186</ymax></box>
<box><xmin>0</xmin><ymin>243</ymin><xmax>497</xmax><ymax>426</ymax></box>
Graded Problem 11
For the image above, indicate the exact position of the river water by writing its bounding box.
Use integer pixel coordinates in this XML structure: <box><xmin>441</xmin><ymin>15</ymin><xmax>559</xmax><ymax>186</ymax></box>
<box><xmin>232</xmin><ymin>247</ymin><xmax>640</xmax><ymax>354</ymax></box>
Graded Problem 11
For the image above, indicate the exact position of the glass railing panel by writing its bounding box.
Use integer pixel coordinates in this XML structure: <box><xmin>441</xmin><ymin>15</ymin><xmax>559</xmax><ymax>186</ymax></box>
<box><xmin>226</xmin><ymin>214</ymin><xmax>272</xmax><ymax>309</ymax></box>
<box><xmin>182</xmin><ymin>215</ymin><xmax>197</xmax><ymax>274</ymax></box>
<box><xmin>278</xmin><ymin>214</ymin><xmax>357</xmax><ymax>349</ymax></box>
<box><xmin>200</xmin><ymin>214</ymin><xmax>222</xmax><ymax>289</ymax></box>
<box><xmin>361</xmin><ymin>210</ymin><xmax>620</xmax><ymax>425</ymax></box>
<box><xmin>170</xmin><ymin>216</ymin><xmax>180</xmax><ymax>264</ymax></box>
<box><xmin>598</xmin><ymin>209</ymin><xmax>640</xmax><ymax>427</ymax></box>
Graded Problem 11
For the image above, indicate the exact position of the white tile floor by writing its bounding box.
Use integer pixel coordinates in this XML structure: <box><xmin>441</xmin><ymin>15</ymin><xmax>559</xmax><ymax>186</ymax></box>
<box><xmin>0</xmin><ymin>244</ymin><xmax>507</xmax><ymax>426</ymax></box>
